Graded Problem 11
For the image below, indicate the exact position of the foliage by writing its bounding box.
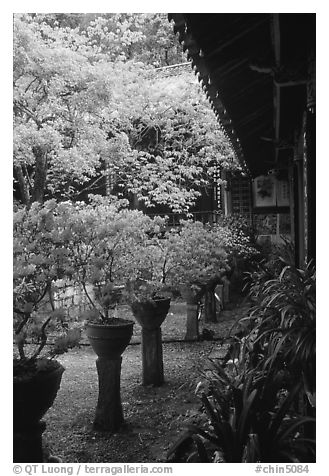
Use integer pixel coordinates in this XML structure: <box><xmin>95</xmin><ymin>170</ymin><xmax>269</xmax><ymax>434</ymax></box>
<box><xmin>161</xmin><ymin>219</ymin><xmax>257</xmax><ymax>295</ymax></box>
<box><xmin>212</xmin><ymin>222</ymin><xmax>258</xmax><ymax>268</ymax></box>
<box><xmin>14</xmin><ymin>197</ymin><xmax>255</xmax><ymax>330</ymax></box>
<box><xmin>13</xmin><ymin>13</ymin><xmax>239</xmax><ymax>212</ymax></box>
<box><xmin>245</xmin><ymin>259</ymin><xmax>316</xmax><ymax>403</ymax></box>
<box><xmin>163</xmin><ymin>221</ymin><xmax>228</xmax><ymax>290</ymax></box>
<box><xmin>13</xmin><ymin>201</ymin><xmax>81</xmax><ymax>364</ymax></box>
<box><xmin>81</xmin><ymin>13</ymin><xmax>186</xmax><ymax>66</ymax></box>
<box><xmin>244</xmin><ymin>238</ymin><xmax>296</xmax><ymax>298</ymax></box>
<box><xmin>102</xmin><ymin>216</ymin><xmax>256</xmax><ymax>304</ymax></box>
<box><xmin>168</xmin><ymin>255</ymin><xmax>316</xmax><ymax>463</ymax></box>
<box><xmin>36</xmin><ymin>13</ymin><xmax>186</xmax><ymax>66</ymax></box>
<box><xmin>168</xmin><ymin>365</ymin><xmax>315</xmax><ymax>462</ymax></box>
<box><xmin>54</xmin><ymin>196</ymin><xmax>170</xmax><ymax>319</ymax></box>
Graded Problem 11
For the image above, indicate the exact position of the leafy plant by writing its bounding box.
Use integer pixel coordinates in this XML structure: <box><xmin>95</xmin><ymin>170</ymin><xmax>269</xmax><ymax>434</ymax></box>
<box><xmin>245</xmin><ymin>260</ymin><xmax>316</xmax><ymax>401</ymax></box>
<box><xmin>164</xmin><ymin>220</ymin><xmax>229</xmax><ymax>291</ymax></box>
<box><xmin>55</xmin><ymin>195</ymin><xmax>170</xmax><ymax>320</ymax></box>
<box><xmin>168</xmin><ymin>252</ymin><xmax>316</xmax><ymax>463</ymax></box>
<box><xmin>13</xmin><ymin>201</ymin><xmax>81</xmax><ymax>372</ymax></box>
<box><xmin>168</xmin><ymin>364</ymin><xmax>315</xmax><ymax>462</ymax></box>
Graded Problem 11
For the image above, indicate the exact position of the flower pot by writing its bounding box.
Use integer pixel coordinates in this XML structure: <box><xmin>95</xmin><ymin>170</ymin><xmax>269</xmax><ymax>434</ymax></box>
<box><xmin>130</xmin><ymin>297</ymin><xmax>171</xmax><ymax>330</ymax></box>
<box><xmin>13</xmin><ymin>359</ymin><xmax>64</xmax><ymax>428</ymax></box>
<box><xmin>86</xmin><ymin>318</ymin><xmax>134</xmax><ymax>359</ymax></box>
<box><xmin>85</xmin><ymin>318</ymin><xmax>134</xmax><ymax>432</ymax></box>
<box><xmin>13</xmin><ymin>359</ymin><xmax>65</xmax><ymax>462</ymax></box>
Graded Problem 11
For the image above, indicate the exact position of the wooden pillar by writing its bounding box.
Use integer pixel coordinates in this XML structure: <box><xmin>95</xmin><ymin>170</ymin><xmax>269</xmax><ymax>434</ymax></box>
<box><xmin>305</xmin><ymin>109</ymin><xmax>316</xmax><ymax>264</ymax></box>
<box><xmin>94</xmin><ymin>358</ymin><xmax>124</xmax><ymax>432</ymax></box>
<box><xmin>294</xmin><ymin>105</ymin><xmax>315</xmax><ymax>268</ymax></box>
<box><xmin>141</xmin><ymin>327</ymin><xmax>164</xmax><ymax>386</ymax></box>
<box><xmin>293</xmin><ymin>131</ymin><xmax>306</xmax><ymax>268</ymax></box>
<box><xmin>288</xmin><ymin>161</ymin><xmax>295</xmax><ymax>246</ymax></box>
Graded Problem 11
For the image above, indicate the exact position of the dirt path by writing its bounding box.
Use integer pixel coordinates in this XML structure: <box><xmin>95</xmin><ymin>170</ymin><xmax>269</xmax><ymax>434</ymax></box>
<box><xmin>44</xmin><ymin>299</ymin><xmax>251</xmax><ymax>462</ymax></box>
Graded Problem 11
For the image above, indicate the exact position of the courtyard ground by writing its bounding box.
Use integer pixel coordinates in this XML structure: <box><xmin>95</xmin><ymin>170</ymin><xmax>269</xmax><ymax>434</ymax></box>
<box><xmin>44</xmin><ymin>298</ymin><xmax>251</xmax><ymax>463</ymax></box>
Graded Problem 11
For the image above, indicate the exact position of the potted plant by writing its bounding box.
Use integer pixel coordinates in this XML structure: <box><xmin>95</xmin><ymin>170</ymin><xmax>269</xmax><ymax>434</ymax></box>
<box><xmin>55</xmin><ymin>197</ymin><xmax>146</xmax><ymax>356</ymax></box>
<box><xmin>123</xmin><ymin>222</ymin><xmax>173</xmax><ymax>386</ymax></box>
<box><xmin>164</xmin><ymin>221</ymin><xmax>229</xmax><ymax>339</ymax></box>
<box><xmin>13</xmin><ymin>201</ymin><xmax>81</xmax><ymax>462</ymax></box>
<box><xmin>57</xmin><ymin>196</ymin><xmax>158</xmax><ymax>429</ymax></box>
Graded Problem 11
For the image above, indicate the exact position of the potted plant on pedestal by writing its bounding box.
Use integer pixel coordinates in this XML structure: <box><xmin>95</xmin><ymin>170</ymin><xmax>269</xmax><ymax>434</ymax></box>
<box><xmin>13</xmin><ymin>201</ymin><xmax>81</xmax><ymax>463</ymax></box>
<box><xmin>164</xmin><ymin>220</ymin><xmax>229</xmax><ymax>339</ymax></box>
<box><xmin>123</xmin><ymin>220</ymin><xmax>173</xmax><ymax>387</ymax></box>
<box><xmin>58</xmin><ymin>196</ymin><xmax>155</xmax><ymax>431</ymax></box>
<box><xmin>127</xmin><ymin>280</ymin><xmax>172</xmax><ymax>387</ymax></box>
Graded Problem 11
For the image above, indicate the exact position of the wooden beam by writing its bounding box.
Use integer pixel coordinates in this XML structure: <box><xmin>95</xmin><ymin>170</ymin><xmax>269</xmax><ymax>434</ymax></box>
<box><xmin>274</xmin><ymin>79</ymin><xmax>307</xmax><ymax>87</ymax></box>
<box><xmin>273</xmin><ymin>14</ymin><xmax>281</xmax><ymax>67</ymax></box>
<box><xmin>207</xmin><ymin>16</ymin><xmax>268</xmax><ymax>59</ymax></box>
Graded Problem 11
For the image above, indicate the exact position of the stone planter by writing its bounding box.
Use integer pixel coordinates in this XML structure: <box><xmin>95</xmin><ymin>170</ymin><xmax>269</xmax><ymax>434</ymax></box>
<box><xmin>13</xmin><ymin>360</ymin><xmax>65</xmax><ymax>462</ymax></box>
<box><xmin>131</xmin><ymin>298</ymin><xmax>171</xmax><ymax>386</ymax></box>
<box><xmin>86</xmin><ymin>318</ymin><xmax>134</xmax><ymax>360</ymax></box>
<box><xmin>86</xmin><ymin>318</ymin><xmax>134</xmax><ymax>432</ymax></box>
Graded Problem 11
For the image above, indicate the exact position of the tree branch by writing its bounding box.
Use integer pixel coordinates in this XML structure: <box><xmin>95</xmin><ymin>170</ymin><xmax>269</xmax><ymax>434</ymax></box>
<box><xmin>82</xmin><ymin>281</ymin><xmax>105</xmax><ymax>320</ymax></box>
<box><xmin>14</xmin><ymin>309</ymin><xmax>31</xmax><ymax>335</ymax></box>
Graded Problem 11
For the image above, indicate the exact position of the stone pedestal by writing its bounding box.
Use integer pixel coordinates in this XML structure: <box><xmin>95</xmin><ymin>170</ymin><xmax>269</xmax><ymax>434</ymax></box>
<box><xmin>141</xmin><ymin>327</ymin><xmax>164</xmax><ymax>386</ymax></box>
<box><xmin>204</xmin><ymin>289</ymin><xmax>217</xmax><ymax>322</ymax></box>
<box><xmin>184</xmin><ymin>303</ymin><xmax>199</xmax><ymax>341</ymax></box>
<box><xmin>94</xmin><ymin>357</ymin><xmax>124</xmax><ymax>432</ymax></box>
<box><xmin>222</xmin><ymin>276</ymin><xmax>230</xmax><ymax>305</ymax></box>
<box><xmin>131</xmin><ymin>298</ymin><xmax>170</xmax><ymax>387</ymax></box>
<box><xmin>180</xmin><ymin>285</ymin><xmax>203</xmax><ymax>341</ymax></box>
<box><xmin>13</xmin><ymin>421</ymin><xmax>46</xmax><ymax>462</ymax></box>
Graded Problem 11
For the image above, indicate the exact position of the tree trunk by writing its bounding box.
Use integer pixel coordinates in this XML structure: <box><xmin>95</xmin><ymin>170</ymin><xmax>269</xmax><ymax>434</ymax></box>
<box><xmin>94</xmin><ymin>357</ymin><xmax>124</xmax><ymax>432</ymax></box>
<box><xmin>31</xmin><ymin>146</ymin><xmax>47</xmax><ymax>203</ymax></box>
<box><xmin>14</xmin><ymin>164</ymin><xmax>30</xmax><ymax>206</ymax></box>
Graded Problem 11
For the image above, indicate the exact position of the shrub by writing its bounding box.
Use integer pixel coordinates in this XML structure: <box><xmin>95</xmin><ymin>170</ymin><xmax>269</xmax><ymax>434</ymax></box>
<box><xmin>13</xmin><ymin>200</ymin><xmax>81</xmax><ymax>368</ymax></box>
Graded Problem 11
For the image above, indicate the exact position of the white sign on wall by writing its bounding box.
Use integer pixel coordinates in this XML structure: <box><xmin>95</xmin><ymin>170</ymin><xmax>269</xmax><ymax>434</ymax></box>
<box><xmin>252</xmin><ymin>175</ymin><xmax>290</xmax><ymax>208</ymax></box>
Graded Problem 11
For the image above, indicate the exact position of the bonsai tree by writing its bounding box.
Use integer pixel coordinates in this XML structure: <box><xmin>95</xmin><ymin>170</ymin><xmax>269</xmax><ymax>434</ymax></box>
<box><xmin>13</xmin><ymin>200</ymin><xmax>81</xmax><ymax>373</ymax></box>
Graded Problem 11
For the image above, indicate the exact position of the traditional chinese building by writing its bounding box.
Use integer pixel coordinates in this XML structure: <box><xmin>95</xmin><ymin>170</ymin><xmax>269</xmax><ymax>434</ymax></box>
<box><xmin>169</xmin><ymin>13</ymin><xmax>315</xmax><ymax>267</ymax></box>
